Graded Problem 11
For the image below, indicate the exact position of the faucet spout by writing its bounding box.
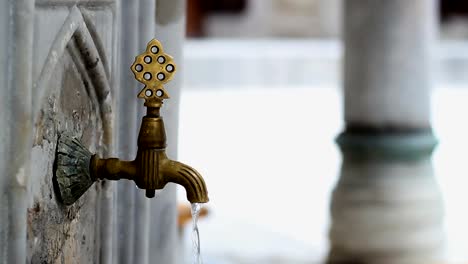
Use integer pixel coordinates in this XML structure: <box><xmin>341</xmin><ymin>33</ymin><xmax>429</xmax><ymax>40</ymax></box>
<box><xmin>84</xmin><ymin>110</ymin><xmax>209</xmax><ymax>204</ymax></box>
<box><xmin>161</xmin><ymin>158</ymin><xmax>209</xmax><ymax>204</ymax></box>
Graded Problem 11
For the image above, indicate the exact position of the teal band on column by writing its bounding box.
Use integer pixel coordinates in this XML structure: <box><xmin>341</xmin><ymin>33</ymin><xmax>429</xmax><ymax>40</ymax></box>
<box><xmin>336</xmin><ymin>130</ymin><xmax>438</xmax><ymax>161</ymax></box>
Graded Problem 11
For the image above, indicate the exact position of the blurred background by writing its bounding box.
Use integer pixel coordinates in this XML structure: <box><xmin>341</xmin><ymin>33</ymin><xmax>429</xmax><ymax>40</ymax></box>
<box><xmin>175</xmin><ymin>0</ymin><xmax>468</xmax><ymax>263</ymax></box>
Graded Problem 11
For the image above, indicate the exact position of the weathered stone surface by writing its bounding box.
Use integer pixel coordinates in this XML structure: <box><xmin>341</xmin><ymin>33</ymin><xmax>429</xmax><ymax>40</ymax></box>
<box><xmin>19</xmin><ymin>1</ymin><xmax>182</xmax><ymax>263</ymax></box>
<box><xmin>28</xmin><ymin>49</ymin><xmax>104</xmax><ymax>263</ymax></box>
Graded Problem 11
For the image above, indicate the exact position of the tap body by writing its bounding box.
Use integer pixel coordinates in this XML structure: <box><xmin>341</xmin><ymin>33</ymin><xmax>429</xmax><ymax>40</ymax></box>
<box><xmin>90</xmin><ymin>106</ymin><xmax>208</xmax><ymax>203</ymax></box>
<box><xmin>54</xmin><ymin>39</ymin><xmax>208</xmax><ymax>206</ymax></box>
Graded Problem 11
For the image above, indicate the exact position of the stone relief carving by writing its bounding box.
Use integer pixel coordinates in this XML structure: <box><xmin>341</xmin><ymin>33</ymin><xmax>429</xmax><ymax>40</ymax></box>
<box><xmin>28</xmin><ymin>5</ymin><xmax>115</xmax><ymax>263</ymax></box>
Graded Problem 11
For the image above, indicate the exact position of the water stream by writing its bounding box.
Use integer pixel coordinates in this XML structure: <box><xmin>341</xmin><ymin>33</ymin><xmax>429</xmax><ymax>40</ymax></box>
<box><xmin>191</xmin><ymin>203</ymin><xmax>203</xmax><ymax>264</ymax></box>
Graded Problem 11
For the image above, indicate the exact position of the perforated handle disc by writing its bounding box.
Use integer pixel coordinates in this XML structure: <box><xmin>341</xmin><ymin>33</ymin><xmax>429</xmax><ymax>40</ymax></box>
<box><xmin>131</xmin><ymin>39</ymin><xmax>177</xmax><ymax>100</ymax></box>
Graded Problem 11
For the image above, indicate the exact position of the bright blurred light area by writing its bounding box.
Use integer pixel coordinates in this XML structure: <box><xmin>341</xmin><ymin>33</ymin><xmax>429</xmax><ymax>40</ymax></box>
<box><xmin>176</xmin><ymin>39</ymin><xmax>468</xmax><ymax>263</ymax></box>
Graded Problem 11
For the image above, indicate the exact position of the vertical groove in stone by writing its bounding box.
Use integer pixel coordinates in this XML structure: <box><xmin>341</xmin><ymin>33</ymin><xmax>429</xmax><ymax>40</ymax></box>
<box><xmin>115</xmin><ymin>0</ymin><xmax>139</xmax><ymax>263</ymax></box>
<box><xmin>133</xmin><ymin>0</ymin><xmax>155</xmax><ymax>263</ymax></box>
<box><xmin>148</xmin><ymin>0</ymin><xmax>186</xmax><ymax>263</ymax></box>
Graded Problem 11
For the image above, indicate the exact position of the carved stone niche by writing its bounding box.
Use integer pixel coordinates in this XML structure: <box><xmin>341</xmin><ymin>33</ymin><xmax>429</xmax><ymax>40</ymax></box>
<box><xmin>27</xmin><ymin>6</ymin><xmax>113</xmax><ymax>263</ymax></box>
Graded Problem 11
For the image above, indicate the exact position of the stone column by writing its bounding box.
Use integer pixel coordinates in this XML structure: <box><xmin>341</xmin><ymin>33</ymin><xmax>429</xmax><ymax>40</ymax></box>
<box><xmin>328</xmin><ymin>0</ymin><xmax>444</xmax><ymax>263</ymax></box>
<box><xmin>0</xmin><ymin>0</ymin><xmax>34</xmax><ymax>262</ymax></box>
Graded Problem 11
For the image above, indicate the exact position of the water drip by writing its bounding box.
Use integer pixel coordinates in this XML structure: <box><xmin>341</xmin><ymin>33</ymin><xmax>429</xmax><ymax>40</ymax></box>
<box><xmin>191</xmin><ymin>203</ymin><xmax>203</xmax><ymax>264</ymax></box>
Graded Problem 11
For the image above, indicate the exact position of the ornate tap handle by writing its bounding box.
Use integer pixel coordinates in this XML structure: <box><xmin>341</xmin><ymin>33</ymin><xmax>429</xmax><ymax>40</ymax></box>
<box><xmin>131</xmin><ymin>39</ymin><xmax>176</xmax><ymax>106</ymax></box>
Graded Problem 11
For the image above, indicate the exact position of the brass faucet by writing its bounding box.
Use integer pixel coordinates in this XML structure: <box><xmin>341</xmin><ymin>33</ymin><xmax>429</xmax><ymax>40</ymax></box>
<box><xmin>55</xmin><ymin>39</ymin><xmax>208</xmax><ymax>205</ymax></box>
